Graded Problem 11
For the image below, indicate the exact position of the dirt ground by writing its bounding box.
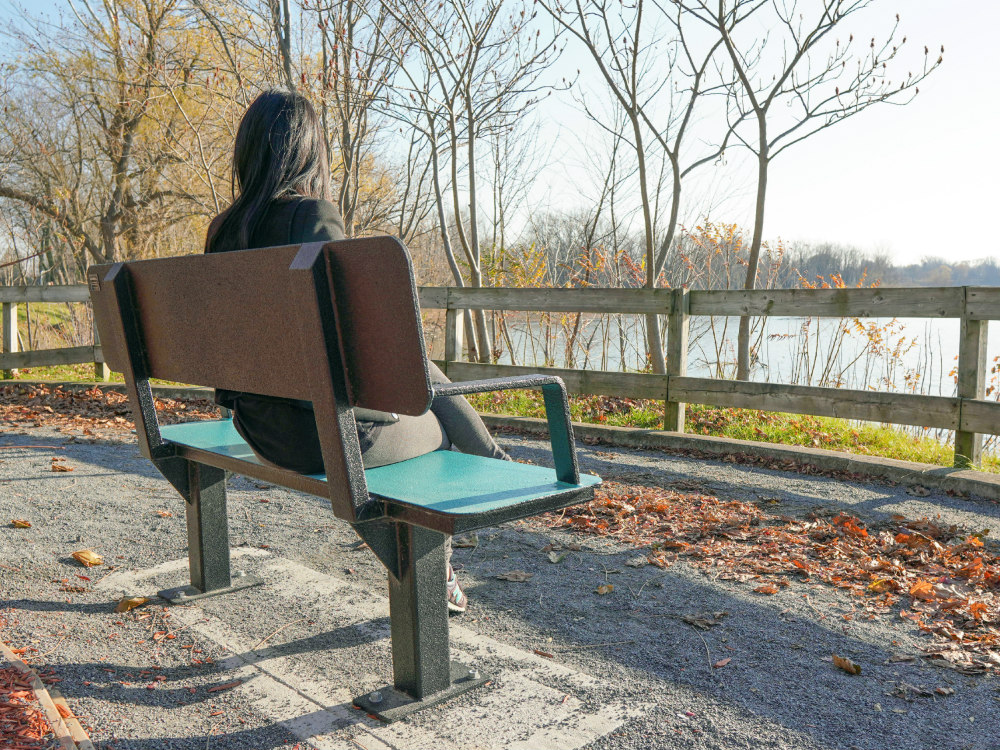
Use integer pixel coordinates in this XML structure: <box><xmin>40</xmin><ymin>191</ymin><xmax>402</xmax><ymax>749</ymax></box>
<box><xmin>3</xmin><ymin>423</ymin><xmax>1000</xmax><ymax>750</ymax></box>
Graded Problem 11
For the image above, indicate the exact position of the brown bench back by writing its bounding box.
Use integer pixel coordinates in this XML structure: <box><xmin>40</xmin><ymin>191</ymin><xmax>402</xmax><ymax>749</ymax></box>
<box><xmin>88</xmin><ymin>237</ymin><xmax>433</xmax><ymax>520</ymax></box>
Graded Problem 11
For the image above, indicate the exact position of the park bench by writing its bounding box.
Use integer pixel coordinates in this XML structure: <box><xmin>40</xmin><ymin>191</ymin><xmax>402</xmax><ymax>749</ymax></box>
<box><xmin>87</xmin><ymin>237</ymin><xmax>601</xmax><ymax>721</ymax></box>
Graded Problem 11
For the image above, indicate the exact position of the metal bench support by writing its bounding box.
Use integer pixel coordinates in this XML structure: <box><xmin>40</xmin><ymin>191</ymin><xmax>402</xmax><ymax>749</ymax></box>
<box><xmin>159</xmin><ymin>461</ymin><xmax>262</xmax><ymax>603</ymax></box>
<box><xmin>353</xmin><ymin>524</ymin><xmax>488</xmax><ymax>721</ymax></box>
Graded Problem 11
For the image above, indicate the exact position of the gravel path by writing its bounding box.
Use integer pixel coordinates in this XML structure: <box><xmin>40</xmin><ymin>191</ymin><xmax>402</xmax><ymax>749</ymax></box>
<box><xmin>2</xmin><ymin>425</ymin><xmax>999</xmax><ymax>750</ymax></box>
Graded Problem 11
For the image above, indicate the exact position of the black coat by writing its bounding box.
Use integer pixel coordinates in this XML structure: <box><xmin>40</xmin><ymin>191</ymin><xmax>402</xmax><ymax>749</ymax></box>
<box><xmin>205</xmin><ymin>196</ymin><xmax>376</xmax><ymax>474</ymax></box>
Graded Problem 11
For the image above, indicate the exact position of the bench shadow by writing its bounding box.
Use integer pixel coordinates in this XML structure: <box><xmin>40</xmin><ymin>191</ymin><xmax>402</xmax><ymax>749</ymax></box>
<box><xmin>7</xmin><ymin>434</ymin><xmax>999</xmax><ymax>748</ymax></box>
<box><xmin>16</xmin><ymin>546</ymin><xmax>997</xmax><ymax>750</ymax></box>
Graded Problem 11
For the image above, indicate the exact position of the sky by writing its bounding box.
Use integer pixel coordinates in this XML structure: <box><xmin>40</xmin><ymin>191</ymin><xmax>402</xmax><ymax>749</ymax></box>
<box><xmin>2</xmin><ymin>0</ymin><xmax>997</xmax><ymax>265</ymax></box>
<box><xmin>535</xmin><ymin>0</ymin><xmax>1000</xmax><ymax>265</ymax></box>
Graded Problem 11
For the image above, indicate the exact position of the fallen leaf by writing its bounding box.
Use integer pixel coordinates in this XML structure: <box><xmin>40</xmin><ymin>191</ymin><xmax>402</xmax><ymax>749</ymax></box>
<box><xmin>452</xmin><ymin>532</ymin><xmax>479</xmax><ymax>548</ymax></box>
<box><xmin>624</xmin><ymin>556</ymin><xmax>648</xmax><ymax>568</ymax></box>
<box><xmin>51</xmin><ymin>464</ymin><xmax>74</xmax><ymax>473</ymax></box>
<box><xmin>55</xmin><ymin>704</ymin><xmax>73</xmax><ymax>719</ymax></box>
<box><xmin>496</xmin><ymin>570</ymin><xmax>533</xmax><ymax>582</ymax></box>
<box><xmin>754</xmin><ymin>584</ymin><xmax>779</xmax><ymax>595</ymax></box>
<box><xmin>935</xmin><ymin>687</ymin><xmax>955</xmax><ymax>696</ymax></box>
<box><xmin>909</xmin><ymin>580</ymin><xmax>935</xmax><ymax>601</ymax></box>
<box><xmin>595</xmin><ymin>584</ymin><xmax>614</xmax><ymax>595</ymax></box>
<box><xmin>71</xmin><ymin>549</ymin><xmax>103</xmax><ymax>567</ymax></box>
<box><xmin>713</xmin><ymin>657</ymin><xmax>731</xmax><ymax>669</ymax></box>
<box><xmin>206</xmin><ymin>680</ymin><xmax>242</xmax><ymax>693</ymax></box>
<box><xmin>832</xmin><ymin>654</ymin><xmax>861</xmax><ymax>675</ymax></box>
<box><xmin>155</xmin><ymin>510</ymin><xmax>172</xmax><ymax>518</ymax></box>
<box><xmin>533</xmin><ymin>649</ymin><xmax>554</xmax><ymax>659</ymax></box>
<box><xmin>11</xmin><ymin>519</ymin><xmax>31</xmax><ymax>528</ymax></box>
<box><xmin>548</xmin><ymin>551</ymin><xmax>567</xmax><ymax>564</ymax></box>
<box><xmin>906</xmin><ymin>485</ymin><xmax>931</xmax><ymax>497</ymax></box>
<box><xmin>681</xmin><ymin>611</ymin><xmax>728</xmax><ymax>629</ymax></box>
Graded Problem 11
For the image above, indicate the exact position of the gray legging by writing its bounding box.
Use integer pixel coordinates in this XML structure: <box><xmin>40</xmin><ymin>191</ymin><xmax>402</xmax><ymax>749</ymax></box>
<box><xmin>361</xmin><ymin>361</ymin><xmax>506</xmax><ymax>566</ymax></box>
<box><xmin>361</xmin><ymin>360</ymin><xmax>508</xmax><ymax>468</ymax></box>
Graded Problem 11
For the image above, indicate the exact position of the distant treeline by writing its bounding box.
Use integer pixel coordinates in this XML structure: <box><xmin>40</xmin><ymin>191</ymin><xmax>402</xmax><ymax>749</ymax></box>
<box><xmin>780</xmin><ymin>243</ymin><xmax>1000</xmax><ymax>288</ymax></box>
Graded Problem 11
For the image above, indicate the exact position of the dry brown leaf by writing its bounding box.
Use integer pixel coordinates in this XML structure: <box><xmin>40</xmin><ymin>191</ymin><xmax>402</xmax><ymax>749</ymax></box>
<box><xmin>713</xmin><ymin>657</ymin><xmax>731</xmax><ymax>669</ymax></box>
<box><xmin>595</xmin><ymin>584</ymin><xmax>614</xmax><ymax>595</ymax></box>
<box><xmin>935</xmin><ymin>687</ymin><xmax>955</xmax><ymax>696</ymax></box>
<box><xmin>754</xmin><ymin>584</ymin><xmax>779</xmax><ymax>595</ymax></box>
<box><xmin>71</xmin><ymin>549</ymin><xmax>103</xmax><ymax>567</ymax></box>
<box><xmin>51</xmin><ymin>463</ymin><xmax>74</xmax><ymax>472</ymax></box>
<box><xmin>206</xmin><ymin>680</ymin><xmax>242</xmax><ymax>693</ymax></box>
<box><xmin>906</xmin><ymin>485</ymin><xmax>932</xmax><ymax>497</ymax></box>
<box><xmin>533</xmin><ymin>649</ymin><xmax>554</xmax><ymax>659</ymax></box>
<box><xmin>155</xmin><ymin>510</ymin><xmax>173</xmax><ymax>518</ymax></box>
<box><xmin>832</xmin><ymin>654</ymin><xmax>862</xmax><ymax>675</ymax></box>
<box><xmin>452</xmin><ymin>533</ymin><xmax>479</xmax><ymax>548</ymax></box>
<box><xmin>909</xmin><ymin>580</ymin><xmax>935</xmax><ymax>601</ymax></box>
<box><xmin>114</xmin><ymin>596</ymin><xmax>150</xmax><ymax>613</ymax></box>
<box><xmin>681</xmin><ymin>611</ymin><xmax>728</xmax><ymax>629</ymax></box>
<box><xmin>496</xmin><ymin>570</ymin><xmax>533</xmax><ymax>582</ymax></box>
<box><xmin>11</xmin><ymin>519</ymin><xmax>31</xmax><ymax>528</ymax></box>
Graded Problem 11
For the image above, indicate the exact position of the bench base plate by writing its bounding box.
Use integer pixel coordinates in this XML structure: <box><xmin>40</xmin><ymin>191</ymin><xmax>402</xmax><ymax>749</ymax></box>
<box><xmin>353</xmin><ymin>661</ymin><xmax>490</xmax><ymax>723</ymax></box>
<box><xmin>158</xmin><ymin>572</ymin><xmax>264</xmax><ymax>604</ymax></box>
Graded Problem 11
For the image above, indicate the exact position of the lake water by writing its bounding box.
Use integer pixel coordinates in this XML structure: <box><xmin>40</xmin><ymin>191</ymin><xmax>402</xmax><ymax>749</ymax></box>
<box><xmin>492</xmin><ymin>314</ymin><xmax>999</xmax><ymax>397</ymax></box>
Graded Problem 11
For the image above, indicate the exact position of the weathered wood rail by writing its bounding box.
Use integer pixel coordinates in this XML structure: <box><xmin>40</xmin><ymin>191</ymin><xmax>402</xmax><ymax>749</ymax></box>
<box><xmin>419</xmin><ymin>285</ymin><xmax>997</xmax><ymax>469</ymax></box>
<box><xmin>1</xmin><ymin>283</ymin><xmax>996</xmax><ymax>468</ymax></box>
<box><xmin>0</xmin><ymin>285</ymin><xmax>108</xmax><ymax>381</ymax></box>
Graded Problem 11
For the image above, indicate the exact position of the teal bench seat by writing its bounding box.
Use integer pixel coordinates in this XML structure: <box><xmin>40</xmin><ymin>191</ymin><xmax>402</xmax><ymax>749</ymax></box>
<box><xmin>161</xmin><ymin>419</ymin><xmax>600</xmax><ymax>533</ymax></box>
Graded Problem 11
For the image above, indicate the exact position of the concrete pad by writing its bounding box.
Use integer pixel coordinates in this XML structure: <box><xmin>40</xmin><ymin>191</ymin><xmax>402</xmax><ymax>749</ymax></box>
<box><xmin>96</xmin><ymin>551</ymin><xmax>643</xmax><ymax>750</ymax></box>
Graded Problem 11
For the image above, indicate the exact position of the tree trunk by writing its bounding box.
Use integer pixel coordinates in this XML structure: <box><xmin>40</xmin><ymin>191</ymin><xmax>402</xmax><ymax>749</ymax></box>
<box><xmin>736</xmin><ymin>148</ymin><xmax>769</xmax><ymax>380</ymax></box>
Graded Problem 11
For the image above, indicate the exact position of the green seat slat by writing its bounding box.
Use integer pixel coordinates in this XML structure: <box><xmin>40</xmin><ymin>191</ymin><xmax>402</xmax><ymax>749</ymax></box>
<box><xmin>365</xmin><ymin>451</ymin><xmax>600</xmax><ymax>515</ymax></box>
<box><xmin>160</xmin><ymin>420</ymin><xmax>600</xmax><ymax>516</ymax></box>
<box><xmin>161</xmin><ymin>420</ymin><xmax>261</xmax><ymax>463</ymax></box>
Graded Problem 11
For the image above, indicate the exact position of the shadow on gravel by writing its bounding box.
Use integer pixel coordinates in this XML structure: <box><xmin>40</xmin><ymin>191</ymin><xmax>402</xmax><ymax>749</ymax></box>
<box><xmin>7</xmin><ymin>433</ymin><xmax>998</xmax><ymax>749</ymax></box>
<box><xmin>22</xmin><ymin>546</ymin><xmax>997</xmax><ymax>750</ymax></box>
<box><xmin>454</xmin><ymin>524</ymin><xmax>998</xmax><ymax>750</ymax></box>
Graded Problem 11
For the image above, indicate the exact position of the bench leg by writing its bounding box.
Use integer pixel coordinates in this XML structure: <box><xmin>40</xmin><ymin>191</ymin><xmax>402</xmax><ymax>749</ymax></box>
<box><xmin>159</xmin><ymin>462</ymin><xmax>262</xmax><ymax>604</ymax></box>
<box><xmin>353</xmin><ymin>524</ymin><xmax>488</xmax><ymax>722</ymax></box>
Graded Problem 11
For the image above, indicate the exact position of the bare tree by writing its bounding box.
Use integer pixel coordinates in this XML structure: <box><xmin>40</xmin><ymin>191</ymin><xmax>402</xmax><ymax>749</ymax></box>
<box><xmin>683</xmin><ymin>0</ymin><xmax>942</xmax><ymax>379</ymax></box>
<box><xmin>0</xmin><ymin>0</ymin><xmax>205</xmax><ymax>268</ymax></box>
<box><xmin>382</xmin><ymin>0</ymin><xmax>562</xmax><ymax>362</ymax></box>
<box><xmin>539</xmin><ymin>0</ymin><xmax>733</xmax><ymax>374</ymax></box>
<box><xmin>269</xmin><ymin>0</ymin><xmax>296</xmax><ymax>90</ymax></box>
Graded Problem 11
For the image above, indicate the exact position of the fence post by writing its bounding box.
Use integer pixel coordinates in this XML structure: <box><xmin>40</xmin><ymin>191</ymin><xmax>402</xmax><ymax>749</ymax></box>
<box><xmin>92</xmin><ymin>307</ymin><xmax>111</xmax><ymax>382</ymax></box>
<box><xmin>443</xmin><ymin>290</ymin><xmax>464</xmax><ymax>379</ymax></box>
<box><xmin>665</xmin><ymin>288</ymin><xmax>689</xmax><ymax>432</ymax></box>
<box><xmin>955</xmin><ymin>289</ymin><xmax>987</xmax><ymax>468</ymax></box>
<box><xmin>2</xmin><ymin>302</ymin><xmax>17</xmax><ymax>379</ymax></box>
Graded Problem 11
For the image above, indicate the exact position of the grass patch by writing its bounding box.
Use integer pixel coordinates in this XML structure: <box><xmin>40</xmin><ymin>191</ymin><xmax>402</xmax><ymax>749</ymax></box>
<box><xmin>466</xmin><ymin>391</ymin><xmax>1000</xmax><ymax>474</ymax></box>
<box><xmin>3</xmin><ymin>363</ymin><xmax>185</xmax><ymax>388</ymax></box>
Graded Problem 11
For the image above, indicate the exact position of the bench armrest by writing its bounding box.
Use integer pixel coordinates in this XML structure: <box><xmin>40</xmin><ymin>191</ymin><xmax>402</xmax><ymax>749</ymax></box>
<box><xmin>432</xmin><ymin>375</ymin><xmax>580</xmax><ymax>484</ymax></box>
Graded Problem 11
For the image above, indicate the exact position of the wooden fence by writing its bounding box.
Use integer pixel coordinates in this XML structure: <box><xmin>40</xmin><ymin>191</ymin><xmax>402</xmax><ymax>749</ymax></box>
<box><xmin>0</xmin><ymin>285</ymin><xmax>108</xmax><ymax>381</ymax></box>
<box><xmin>2</xmin><ymin>284</ymin><xmax>997</xmax><ymax>468</ymax></box>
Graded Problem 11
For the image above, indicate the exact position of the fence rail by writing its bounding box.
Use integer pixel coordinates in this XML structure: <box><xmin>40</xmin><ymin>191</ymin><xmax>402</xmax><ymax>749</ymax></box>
<box><xmin>417</xmin><ymin>285</ymin><xmax>996</xmax><ymax>469</ymax></box>
<box><xmin>1</xmin><ymin>283</ymin><xmax>995</xmax><ymax>468</ymax></box>
<box><xmin>1</xmin><ymin>285</ymin><xmax>107</xmax><ymax>380</ymax></box>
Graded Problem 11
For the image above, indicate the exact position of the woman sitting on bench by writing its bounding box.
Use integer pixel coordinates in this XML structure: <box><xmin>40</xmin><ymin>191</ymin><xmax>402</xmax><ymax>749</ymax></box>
<box><xmin>204</xmin><ymin>89</ymin><xmax>510</xmax><ymax>614</ymax></box>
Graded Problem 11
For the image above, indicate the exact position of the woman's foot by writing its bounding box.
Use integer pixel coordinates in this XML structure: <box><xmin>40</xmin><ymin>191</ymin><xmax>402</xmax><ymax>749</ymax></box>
<box><xmin>447</xmin><ymin>564</ymin><xmax>467</xmax><ymax>614</ymax></box>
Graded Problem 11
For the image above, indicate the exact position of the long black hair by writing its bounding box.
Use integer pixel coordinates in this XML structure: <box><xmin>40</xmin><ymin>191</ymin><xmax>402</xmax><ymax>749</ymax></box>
<box><xmin>207</xmin><ymin>89</ymin><xmax>330</xmax><ymax>253</ymax></box>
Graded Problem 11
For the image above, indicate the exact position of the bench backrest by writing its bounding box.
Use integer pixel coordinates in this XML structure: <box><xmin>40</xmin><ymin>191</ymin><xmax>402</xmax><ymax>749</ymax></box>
<box><xmin>88</xmin><ymin>237</ymin><xmax>433</xmax><ymax>520</ymax></box>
